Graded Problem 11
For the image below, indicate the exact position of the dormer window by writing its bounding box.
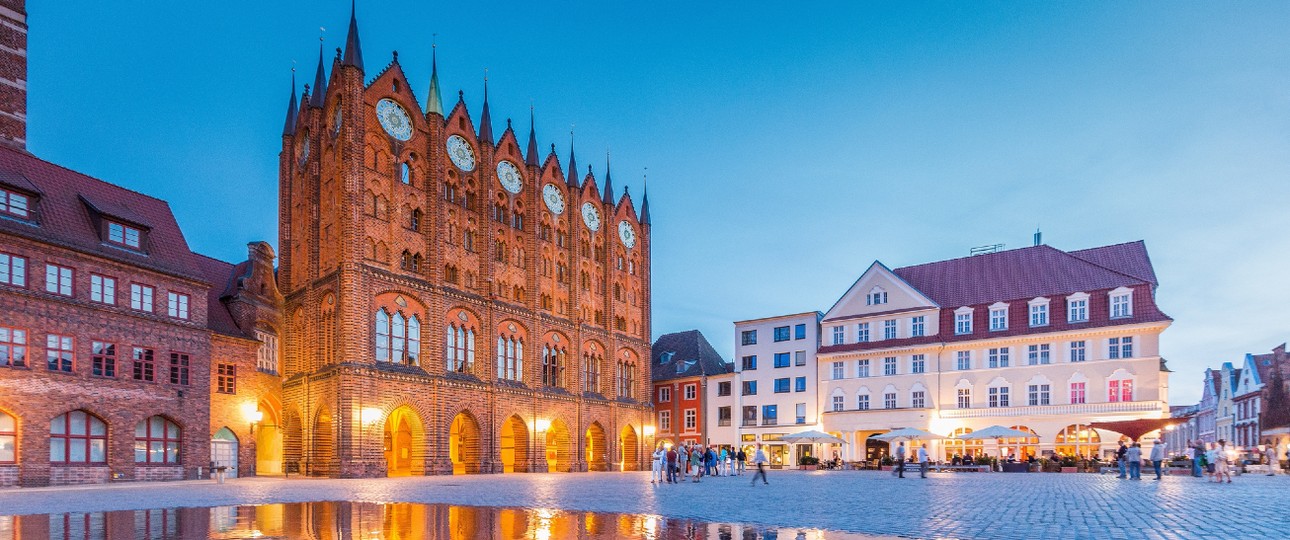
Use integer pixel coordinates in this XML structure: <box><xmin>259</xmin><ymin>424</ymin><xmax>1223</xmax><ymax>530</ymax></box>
<box><xmin>1110</xmin><ymin>287</ymin><xmax>1133</xmax><ymax>319</ymax></box>
<box><xmin>988</xmin><ymin>302</ymin><xmax>1008</xmax><ymax>331</ymax></box>
<box><xmin>954</xmin><ymin>308</ymin><xmax>973</xmax><ymax>335</ymax></box>
<box><xmin>866</xmin><ymin>288</ymin><xmax>888</xmax><ymax>306</ymax></box>
<box><xmin>0</xmin><ymin>188</ymin><xmax>30</xmax><ymax>219</ymax></box>
<box><xmin>107</xmin><ymin>222</ymin><xmax>141</xmax><ymax>249</ymax></box>
<box><xmin>1028</xmin><ymin>298</ymin><xmax>1050</xmax><ymax>327</ymax></box>
<box><xmin>1067</xmin><ymin>293</ymin><xmax>1089</xmax><ymax>323</ymax></box>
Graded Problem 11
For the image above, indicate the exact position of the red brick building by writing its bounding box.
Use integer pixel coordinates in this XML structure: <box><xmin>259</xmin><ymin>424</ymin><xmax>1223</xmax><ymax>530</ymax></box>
<box><xmin>651</xmin><ymin>330</ymin><xmax>730</xmax><ymax>447</ymax></box>
<box><xmin>275</xmin><ymin>6</ymin><xmax>653</xmax><ymax>477</ymax></box>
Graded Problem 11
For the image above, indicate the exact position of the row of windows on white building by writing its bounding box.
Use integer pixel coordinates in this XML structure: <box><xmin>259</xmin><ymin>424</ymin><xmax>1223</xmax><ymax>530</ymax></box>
<box><xmin>831</xmin><ymin>289</ymin><xmax>1134</xmax><ymax>345</ymax></box>
<box><xmin>826</xmin><ymin>376</ymin><xmax>1136</xmax><ymax>412</ymax></box>
<box><xmin>827</xmin><ymin>337</ymin><xmax>1134</xmax><ymax>380</ymax></box>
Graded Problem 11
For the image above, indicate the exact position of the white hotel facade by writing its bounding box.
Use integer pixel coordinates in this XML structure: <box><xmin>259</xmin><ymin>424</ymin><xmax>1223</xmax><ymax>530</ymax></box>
<box><xmin>808</xmin><ymin>241</ymin><xmax>1172</xmax><ymax>461</ymax></box>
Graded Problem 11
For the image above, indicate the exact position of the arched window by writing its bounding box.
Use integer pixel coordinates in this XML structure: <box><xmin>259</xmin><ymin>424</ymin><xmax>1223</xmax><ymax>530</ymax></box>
<box><xmin>135</xmin><ymin>416</ymin><xmax>181</xmax><ymax>464</ymax></box>
<box><xmin>0</xmin><ymin>411</ymin><xmax>15</xmax><ymax>463</ymax></box>
<box><xmin>496</xmin><ymin>331</ymin><xmax>524</xmax><ymax>382</ymax></box>
<box><xmin>400</xmin><ymin>162</ymin><xmax>411</xmax><ymax>184</ymax></box>
<box><xmin>50</xmin><ymin>410</ymin><xmax>106</xmax><ymax>464</ymax></box>
<box><xmin>411</xmin><ymin>254</ymin><xmax>422</xmax><ymax>274</ymax></box>
<box><xmin>446</xmin><ymin>322</ymin><xmax>476</xmax><ymax>373</ymax></box>
<box><xmin>1055</xmin><ymin>424</ymin><xmax>1101</xmax><ymax>459</ymax></box>
<box><xmin>542</xmin><ymin>345</ymin><xmax>565</xmax><ymax>388</ymax></box>
<box><xmin>617</xmin><ymin>360</ymin><xmax>635</xmax><ymax>399</ymax></box>
<box><xmin>410</xmin><ymin>208</ymin><xmax>422</xmax><ymax>231</ymax></box>
<box><xmin>375</xmin><ymin>309</ymin><xmax>419</xmax><ymax>365</ymax></box>
<box><xmin>943</xmin><ymin>427</ymin><xmax>984</xmax><ymax>460</ymax></box>
<box><xmin>376</xmin><ymin>309</ymin><xmax>391</xmax><ymax>362</ymax></box>
<box><xmin>583</xmin><ymin>351</ymin><xmax>602</xmax><ymax>393</ymax></box>
<box><xmin>400</xmin><ymin>251</ymin><xmax>413</xmax><ymax>271</ymax></box>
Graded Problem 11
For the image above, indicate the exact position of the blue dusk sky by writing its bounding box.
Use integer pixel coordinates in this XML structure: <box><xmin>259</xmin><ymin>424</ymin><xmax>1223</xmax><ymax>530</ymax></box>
<box><xmin>25</xmin><ymin>2</ymin><xmax>1290</xmax><ymax>405</ymax></box>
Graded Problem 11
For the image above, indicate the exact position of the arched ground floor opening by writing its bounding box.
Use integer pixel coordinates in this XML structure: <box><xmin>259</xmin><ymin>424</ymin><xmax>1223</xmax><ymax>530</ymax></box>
<box><xmin>449</xmin><ymin>412</ymin><xmax>482</xmax><ymax>475</ymax></box>
<box><xmin>585</xmin><ymin>422</ymin><xmax>608</xmax><ymax>472</ymax></box>
<box><xmin>212</xmin><ymin>427</ymin><xmax>239</xmax><ymax>478</ymax></box>
<box><xmin>385</xmin><ymin>406</ymin><xmax>425</xmax><ymax>477</ymax></box>
<box><xmin>499</xmin><ymin>415</ymin><xmax>529</xmax><ymax>473</ymax></box>
<box><xmin>545</xmin><ymin>419</ymin><xmax>573</xmax><ymax>472</ymax></box>
<box><xmin>255</xmin><ymin>399</ymin><xmax>284</xmax><ymax>475</ymax></box>
<box><xmin>619</xmin><ymin>425</ymin><xmax>639</xmax><ymax>471</ymax></box>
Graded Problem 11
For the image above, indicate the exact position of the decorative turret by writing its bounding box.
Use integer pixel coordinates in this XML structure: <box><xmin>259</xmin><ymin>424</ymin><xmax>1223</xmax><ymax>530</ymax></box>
<box><xmin>425</xmin><ymin>44</ymin><xmax>444</xmax><ymax>117</ymax></box>
<box><xmin>342</xmin><ymin>0</ymin><xmax>364</xmax><ymax>71</ymax></box>
<box><xmin>525</xmin><ymin>108</ymin><xmax>539</xmax><ymax>166</ymax></box>
<box><xmin>478</xmin><ymin>76</ymin><xmax>493</xmax><ymax>144</ymax></box>
<box><xmin>282</xmin><ymin>72</ymin><xmax>298</xmax><ymax>136</ymax></box>
<box><xmin>566</xmin><ymin>131</ymin><xmax>579</xmax><ymax>188</ymax></box>
<box><xmin>602</xmin><ymin>154</ymin><xmax>615</xmax><ymax>204</ymax></box>
<box><xmin>309</xmin><ymin>41</ymin><xmax>328</xmax><ymax>108</ymax></box>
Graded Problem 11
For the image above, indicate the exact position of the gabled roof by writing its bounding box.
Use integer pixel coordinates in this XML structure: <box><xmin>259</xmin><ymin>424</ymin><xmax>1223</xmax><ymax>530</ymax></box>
<box><xmin>190</xmin><ymin>253</ymin><xmax>248</xmax><ymax>338</ymax></box>
<box><xmin>0</xmin><ymin>145</ymin><xmax>202</xmax><ymax>281</ymax></box>
<box><xmin>651</xmin><ymin>330</ymin><xmax>731</xmax><ymax>382</ymax></box>
<box><xmin>892</xmin><ymin>244</ymin><xmax>1150</xmax><ymax>308</ymax></box>
<box><xmin>1069</xmin><ymin>241</ymin><xmax>1158</xmax><ymax>286</ymax></box>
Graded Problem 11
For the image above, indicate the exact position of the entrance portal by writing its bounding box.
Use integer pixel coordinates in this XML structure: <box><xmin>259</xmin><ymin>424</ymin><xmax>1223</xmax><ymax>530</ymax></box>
<box><xmin>384</xmin><ymin>406</ymin><xmax>423</xmax><ymax>477</ymax></box>
<box><xmin>212</xmin><ymin>427</ymin><xmax>239</xmax><ymax>478</ymax></box>
<box><xmin>499</xmin><ymin>415</ymin><xmax>529</xmax><ymax>473</ymax></box>
<box><xmin>619</xmin><ymin>425</ymin><xmax>639</xmax><ymax>471</ymax></box>
<box><xmin>585</xmin><ymin>422</ymin><xmax>608</xmax><ymax>471</ymax></box>
<box><xmin>545</xmin><ymin>419</ymin><xmax>573</xmax><ymax>472</ymax></box>
<box><xmin>449</xmin><ymin>412</ymin><xmax>481</xmax><ymax>475</ymax></box>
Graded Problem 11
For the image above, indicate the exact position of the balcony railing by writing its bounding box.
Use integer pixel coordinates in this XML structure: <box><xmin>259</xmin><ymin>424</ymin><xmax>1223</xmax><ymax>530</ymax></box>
<box><xmin>938</xmin><ymin>400</ymin><xmax>1166</xmax><ymax>419</ymax></box>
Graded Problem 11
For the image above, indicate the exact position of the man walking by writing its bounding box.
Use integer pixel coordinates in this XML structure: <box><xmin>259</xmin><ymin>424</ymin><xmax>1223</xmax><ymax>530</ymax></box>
<box><xmin>1127</xmin><ymin>442</ymin><xmax>1143</xmax><ymax>480</ymax></box>
<box><xmin>651</xmin><ymin>445</ymin><xmax>665</xmax><ymax>483</ymax></box>
<box><xmin>737</xmin><ymin>448</ymin><xmax>747</xmax><ymax>475</ymax></box>
<box><xmin>665</xmin><ymin>446</ymin><xmax>678</xmax><ymax>483</ymax></box>
<box><xmin>894</xmin><ymin>442</ymin><xmax>907</xmax><ymax>478</ymax></box>
<box><xmin>751</xmin><ymin>444</ymin><xmax>769</xmax><ymax>485</ymax></box>
<box><xmin>1116</xmin><ymin>440</ymin><xmax>1129</xmax><ymax>479</ymax></box>
<box><xmin>1150</xmin><ymin>439</ymin><xmax>1166</xmax><ymax>480</ymax></box>
<box><xmin>918</xmin><ymin>443</ymin><xmax>930</xmax><ymax>479</ymax></box>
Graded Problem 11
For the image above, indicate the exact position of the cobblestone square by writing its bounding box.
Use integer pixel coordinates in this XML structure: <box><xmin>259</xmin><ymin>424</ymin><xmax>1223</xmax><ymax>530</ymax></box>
<box><xmin>1</xmin><ymin>470</ymin><xmax>1284</xmax><ymax>539</ymax></box>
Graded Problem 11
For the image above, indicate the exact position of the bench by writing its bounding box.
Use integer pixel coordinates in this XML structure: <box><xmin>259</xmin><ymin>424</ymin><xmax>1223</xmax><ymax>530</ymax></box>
<box><xmin>929</xmin><ymin>464</ymin><xmax>990</xmax><ymax>472</ymax></box>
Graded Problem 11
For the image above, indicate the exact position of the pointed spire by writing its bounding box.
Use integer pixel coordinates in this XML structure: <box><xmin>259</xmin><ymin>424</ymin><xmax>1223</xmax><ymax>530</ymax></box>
<box><xmin>602</xmin><ymin>152</ymin><xmax>615</xmax><ymax>204</ymax></box>
<box><xmin>342</xmin><ymin>0</ymin><xmax>364</xmax><ymax>71</ymax></box>
<box><xmin>478</xmin><ymin>72</ymin><xmax>493</xmax><ymax>144</ymax></box>
<box><xmin>525</xmin><ymin>106</ymin><xmax>539</xmax><ymax>166</ymax></box>
<box><xmin>283</xmin><ymin>70</ymin><xmax>298</xmax><ymax>136</ymax></box>
<box><xmin>566</xmin><ymin>129</ymin><xmax>579</xmax><ymax>188</ymax></box>
<box><xmin>426</xmin><ymin>41</ymin><xmax>444</xmax><ymax>116</ymax></box>
<box><xmin>309</xmin><ymin>40</ymin><xmax>328</xmax><ymax>108</ymax></box>
<box><xmin>640</xmin><ymin>172</ymin><xmax>651</xmax><ymax>225</ymax></box>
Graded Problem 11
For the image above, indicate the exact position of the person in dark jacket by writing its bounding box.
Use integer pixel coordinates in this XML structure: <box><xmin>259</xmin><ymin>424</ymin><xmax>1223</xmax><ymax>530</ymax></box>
<box><xmin>1115</xmin><ymin>441</ymin><xmax>1129</xmax><ymax>479</ymax></box>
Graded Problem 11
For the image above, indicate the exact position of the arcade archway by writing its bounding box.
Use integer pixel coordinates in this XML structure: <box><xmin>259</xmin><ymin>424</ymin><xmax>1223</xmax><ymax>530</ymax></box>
<box><xmin>449</xmin><ymin>412</ymin><xmax>482</xmax><ymax>475</ymax></box>
<box><xmin>255</xmin><ymin>399</ymin><xmax>284</xmax><ymax>475</ymax></box>
<box><xmin>619</xmin><ymin>425</ymin><xmax>639</xmax><ymax>471</ymax></box>
<box><xmin>545</xmin><ymin>419</ymin><xmax>573</xmax><ymax>472</ymax></box>
<box><xmin>384</xmin><ymin>406</ymin><xmax>425</xmax><ymax>477</ymax></box>
<box><xmin>499</xmin><ymin>415</ymin><xmax>530</xmax><ymax>473</ymax></box>
<box><xmin>586</xmin><ymin>422</ymin><xmax>608</xmax><ymax>471</ymax></box>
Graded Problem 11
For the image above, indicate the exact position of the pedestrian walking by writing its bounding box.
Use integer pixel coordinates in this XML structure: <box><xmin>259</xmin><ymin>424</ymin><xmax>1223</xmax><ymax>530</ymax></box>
<box><xmin>704</xmin><ymin>447</ymin><xmax>716</xmax><ymax>477</ymax></box>
<box><xmin>737</xmin><ymin>448</ymin><xmax>747</xmax><ymax>475</ymax></box>
<box><xmin>690</xmin><ymin>445</ymin><xmax>704</xmax><ymax>483</ymax></box>
<box><xmin>1116</xmin><ymin>441</ymin><xmax>1129</xmax><ymax>479</ymax></box>
<box><xmin>1275</xmin><ymin>439</ymin><xmax>1287</xmax><ymax>476</ymax></box>
<box><xmin>1209</xmin><ymin>440</ymin><xmax>1232</xmax><ymax>483</ymax></box>
<box><xmin>918</xmin><ymin>443</ymin><xmax>930</xmax><ymax>479</ymax></box>
<box><xmin>751</xmin><ymin>444</ymin><xmax>769</xmax><ymax>486</ymax></box>
<box><xmin>651</xmin><ymin>445</ymin><xmax>665</xmax><ymax>483</ymax></box>
<box><xmin>665</xmin><ymin>446</ymin><xmax>678</xmax><ymax>484</ymax></box>
<box><xmin>1265</xmin><ymin>439</ymin><xmax>1281</xmax><ymax>476</ymax></box>
<box><xmin>1150</xmin><ymin>439</ymin><xmax>1166</xmax><ymax>480</ymax></box>
<box><xmin>1126</xmin><ymin>442</ymin><xmax>1142</xmax><ymax>480</ymax></box>
<box><xmin>894</xmin><ymin>442</ymin><xmax>907</xmax><ymax>478</ymax></box>
<box><xmin>1189</xmin><ymin>440</ymin><xmax>1205</xmax><ymax>478</ymax></box>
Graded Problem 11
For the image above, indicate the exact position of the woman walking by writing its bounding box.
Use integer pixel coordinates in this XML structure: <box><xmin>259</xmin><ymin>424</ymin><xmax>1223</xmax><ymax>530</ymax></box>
<box><xmin>690</xmin><ymin>445</ymin><xmax>705</xmax><ymax>482</ymax></box>
<box><xmin>751</xmin><ymin>444</ymin><xmax>769</xmax><ymax>486</ymax></box>
<box><xmin>1209</xmin><ymin>440</ymin><xmax>1232</xmax><ymax>483</ymax></box>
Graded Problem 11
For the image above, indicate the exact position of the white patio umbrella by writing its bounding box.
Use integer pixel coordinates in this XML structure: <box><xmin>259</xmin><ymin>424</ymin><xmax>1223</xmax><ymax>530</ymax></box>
<box><xmin>781</xmin><ymin>430</ymin><xmax>847</xmax><ymax>445</ymax></box>
<box><xmin>872</xmin><ymin>428</ymin><xmax>946</xmax><ymax>442</ymax></box>
<box><xmin>953</xmin><ymin>426</ymin><xmax>1036</xmax><ymax>440</ymax></box>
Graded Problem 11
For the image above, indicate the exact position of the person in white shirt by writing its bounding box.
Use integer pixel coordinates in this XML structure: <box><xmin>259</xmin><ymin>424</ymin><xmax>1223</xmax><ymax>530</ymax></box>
<box><xmin>650</xmin><ymin>445</ymin><xmax>665</xmax><ymax>483</ymax></box>
<box><xmin>918</xmin><ymin>444</ymin><xmax>930</xmax><ymax>479</ymax></box>
<box><xmin>1149</xmin><ymin>439</ymin><xmax>1166</xmax><ymax>480</ymax></box>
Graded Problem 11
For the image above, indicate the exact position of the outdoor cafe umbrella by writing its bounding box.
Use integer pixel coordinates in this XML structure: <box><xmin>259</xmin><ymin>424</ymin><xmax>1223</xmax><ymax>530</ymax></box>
<box><xmin>781</xmin><ymin>430</ymin><xmax>847</xmax><ymax>445</ymax></box>
<box><xmin>872</xmin><ymin>428</ymin><xmax>946</xmax><ymax>442</ymax></box>
<box><xmin>954</xmin><ymin>425</ymin><xmax>1037</xmax><ymax>461</ymax></box>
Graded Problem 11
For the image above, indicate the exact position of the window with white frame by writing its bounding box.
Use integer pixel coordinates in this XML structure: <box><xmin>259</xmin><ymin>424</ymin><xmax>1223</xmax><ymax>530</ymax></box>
<box><xmin>90</xmin><ymin>274</ymin><xmax>115</xmax><ymax>305</ymax></box>
<box><xmin>1108</xmin><ymin>379</ymin><xmax>1133</xmax><ymax>402</ymax></box>
<box><xmin>683</xmin><ymin>409</ymin><xmax>696</xmax><ymax>430</ymax></box>
<box><xmin>1029</xmin><ymin>299</ymin><xmax>1049</xmax><ymax>327</ymax></box>
<box><xmin>0</xmin><ymin>253</ymin><xmax>26</xmax><ymax>287</ymax></box>
<box><xmin>911</xmin><ymin>316</ymin><xmax>925</xmax><ymax>337</ymax></box>
<box><xmin>1067</xmin><ymin>294</ymin><xmax>1088</xmax><ymax>323</ymax></box>
<box><xmin>883</xmin><ymin>320</ymin><xmax>896</xmax><ymax>340</ymax></box>
<box><xmin>1108</xmin><ymin>337</ymin><xmax>1133</xmax><ymax>359</ymax></box>
<box><xmin>857</xmin><ymin>359</ymin><xmax>870</xmax><ymax>378</ymax></box>
<box><xmin>857</xmin><ymin>322</ymin><xmax>870</xmax><ymax>343</ymax></box>
<box><xmin>956</xmin><ymin>350</ymin><xmax>971</xmax><ymax>370</ymax></box>
<box><xmin>867</xmin><ymin>288</ymin><xmax>887</xmax><ymax>305</ymax></box>
<box><xmin>658</xmin><ymin>410</ymin><xmax>671</xmax><ymax>431</ymax></box>
<box><xmin>1069</xmin><ymin>341</ymin><xmax>1086</xmax><ymax>362</ymax></box>
<box><xmin>658</xmin><ymin>386</ymin><xmax>671</xmax><ymax>402</ymax></box>
<box><xmin>988</xmin><ymin>386</ymin><xmax>1010</xmax><ymax>407</ymax></box>
<box><xmin>989</xmin><ymin>307</ymin><xmax>1007</xmax><ymax>331</ymax></box>
<box><xmin>45</xmin><ymin>264</ymin><xmax>72</xmax><ymax>296</ymax></box>
<box><xmin>131</xmin><ymin>283</ymin><xmax>154</xmax><ymax>312</ymax></box>
<box><xmin>832</xmin><ymin>394</ymin><xmax>845</xmax><ymax>412</ymax></box>
<box><xmin>1070</xmin><ymin>382</ymin><xmax>1086</xmax><ymax>404</ymax></box>
<box><xmin>911</xmin><ymin>390</ymin><xmax>926</xmax><ymax>408</ymax></box>
<box><xmin>1027</xmin><ymin>344</ymin><xmax>1050</xmax><ymax>365</ymax></box>
<box><xmin>255</xmin><ymin>329</ymin><xmax>279</xmax><ymax>373</ymax></box>
<box><xmin>1110</xmin><ymin>290</ymin><xmax>1133</xmax><ymax>319</ymax></box>
<box><xmin>167</xmin><ymin>292</ymin><xmax>189</xmax><ymax>319</ymax></box>
<box><xmin>684</xmin><ymin>384</ymin><xmax>696</xmax><ymax>400</ymax></box>
<box><xmin>883</xmin><ymin>356</ymin><xmax>896</xmax><ymax>376</ymax></box>
<box><xmin>795</xmin><ymin>403</ymin><xmax>806</xmax><ymax>424</ymax></box>
<box><xmin>910</xmin><ymin>354</ymin><xmax>925</xmax><ymax>374</ymax></box>
<box><xmin>884</xmin><ymin>392</ymin><xmax>897</xmax><ymax>409</ymax></box>
<box><xmin>857</xmin><ymin>393</ymin><xmax>870</xmax><ymax>410</ymax></box>
<box><xmin>1028</xmin><ymin>384</ymin><xmax>1050</xmax><ymax>406</ymax></box>
<box><xmin>957</xmin><ymin>388</ymin><xmax>971</xmax><ymax>408</ymax></box>
<box><xmin>988</xmin><ymin>347</ymin><xmax>1009</xmax><ymax>368</ymax></box>
<box><xmin>831</xmin><ymin>361</ymin><xmax>844</xmax><ymax>380</ymax></box>
<box><xmin>831</xmin><ymin>326</ymin><xmax>844</xmax><ymax>345</ymax></box>
<box><xmin>955</xmin><ymin>310</ymin><xmax>972</xmax><ymax>334</ymax></box>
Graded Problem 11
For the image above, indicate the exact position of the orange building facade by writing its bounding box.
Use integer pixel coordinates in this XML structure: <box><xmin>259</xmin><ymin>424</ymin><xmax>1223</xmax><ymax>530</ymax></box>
<box><xmin>275</xmin><ymin>8</ymin><xmax>654</xmax><ymax>477</ymax></box>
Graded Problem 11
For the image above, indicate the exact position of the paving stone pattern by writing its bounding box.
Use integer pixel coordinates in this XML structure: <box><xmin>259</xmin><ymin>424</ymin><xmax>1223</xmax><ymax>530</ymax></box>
<box><xmin>0</xmin><ymin>471</ymin><xmax>1283</xmax><ymax>539</ymax></box>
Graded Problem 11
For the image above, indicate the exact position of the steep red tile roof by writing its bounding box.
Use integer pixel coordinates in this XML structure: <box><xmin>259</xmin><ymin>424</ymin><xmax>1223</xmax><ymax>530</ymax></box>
<box><xmin>190</xmin><ymin>252</ymin><xmax>248</xmax><ymax>338</ymax></box>
<box><xmin>1069</xmin><ymin>241</ymin><xmax>1158</xmax><ymax>286</ymax></box>
<box><xmin>0</xmin><ymin>145</ymin><xmax>202</xmax><ymax>281</ymax></box>
<box><xmin>891</xmin><ymin>244</ymin><xmax>1149</xmax><ymax>308</ymax></box>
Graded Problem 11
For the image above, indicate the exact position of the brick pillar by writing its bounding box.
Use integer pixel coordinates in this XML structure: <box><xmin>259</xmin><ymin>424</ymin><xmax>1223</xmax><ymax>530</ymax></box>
<box><xmin>0</xmin><ymin>0</ymin><xmax>26</xmax><ymax>149</ymax></box>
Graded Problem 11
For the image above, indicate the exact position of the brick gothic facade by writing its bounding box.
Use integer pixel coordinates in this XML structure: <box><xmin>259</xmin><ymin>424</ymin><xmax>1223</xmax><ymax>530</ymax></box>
<box><xmin>276</xmin><ymin>8</ymin><xmax>653</xmax><ymax>477</ymax></box>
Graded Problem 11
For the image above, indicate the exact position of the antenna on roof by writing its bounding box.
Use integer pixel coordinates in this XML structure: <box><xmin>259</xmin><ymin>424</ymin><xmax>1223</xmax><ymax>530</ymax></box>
<box><xmin>1034</xmin><ymin>226</ymin><xmax>1042</xmax><ymax>247</ymax></box>
<box><xmin>970</xmin><ymin>244</ymin><xmax>1005</xmax><ymax>256</ymax></box>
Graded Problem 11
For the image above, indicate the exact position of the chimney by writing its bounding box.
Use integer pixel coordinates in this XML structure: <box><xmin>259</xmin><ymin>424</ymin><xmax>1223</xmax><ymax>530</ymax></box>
<box><xmin>1033</xmin><ymin>228</ymin><xmax>1042</xmax><ymax>247</ymax></box>
<box><xmin>0</xmin><ymin>0</ymin><xmax>26</xmax><ymax>149</ymax></box>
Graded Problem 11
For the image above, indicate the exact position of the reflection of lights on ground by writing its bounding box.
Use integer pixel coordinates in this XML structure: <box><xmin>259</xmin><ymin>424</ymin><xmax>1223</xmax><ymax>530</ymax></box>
<box><xmin>643</xmin><ymin>515</ymin><xmax>658</xmax><ymax>539</ymax></box>
<box><xmin>533</xmin><ymin>508</ymin><xmax>555</xmax><ymax>540</ymax></box>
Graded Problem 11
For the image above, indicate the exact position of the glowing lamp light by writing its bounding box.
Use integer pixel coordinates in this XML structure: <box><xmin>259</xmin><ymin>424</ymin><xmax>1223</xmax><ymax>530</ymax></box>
<box><xmin>643</xmin><ymin>425</ymin><xmax>656</xmax><ymax>437</ymax></box>
<box><xmin>241</xmin><ymin>403</ymin><xmax>263</xmax><ymax>424</ymax></box>
<box><xmin>360</xmin><ymin>407</ymin><xmax>384</xmax><ymax>425</ymax></box>
<box><xmin>534</xmin><ymin>418</ymin><xmax>551</xmax><ymax>433</ymax></box>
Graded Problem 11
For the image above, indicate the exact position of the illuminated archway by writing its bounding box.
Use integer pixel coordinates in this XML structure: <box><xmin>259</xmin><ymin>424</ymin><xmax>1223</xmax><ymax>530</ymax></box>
<box><xmin>585</xmin><ymin>422</ymin><xmax>608</xmax><ymax>471</ymax></box>
<box><xmin>1055</xmin><ymin>424</ymin><xmax>1101</xmax><ymax>459</ymax></box>
<box><xmin>943</xmin><ymin>427</ymin><xmax>984</xmax><ymax>460</ymax></box>
<box><xmin>499</xmin><ymin>415</ymin><xmax>529</xmax><ymax>473</ymax></box>
<box><xmin>384</xmin><ymin>406</ymin><xmax>425</xmax><ymax>477</ymax></box>
<box><xmin>255</xmin><ymin>398</ymin><xmax>284</xmax><ymax>475</ymax></box>
<box><xmin>1002</xmin><ymin>425</ymin><xmax>1040</xmax><ymax>461</ymax></box>
<box><xmin>545</xmin><ymin>419</ymin><xmax>573</xmax><ymax>472</ymax></box>
<box><xmin>619</xmin><ymin>425</ymin><xmax>639</xmax><ymax>471</ymax></box>
<box><xmin>449</xmin><ymin>411</ymin><xmax>481</xmax><ymax>475</ymax></box>
<box><xmin>310</xmin><ymin>408</ymin><xmax>334</xmax><ymax>476</ymax></box>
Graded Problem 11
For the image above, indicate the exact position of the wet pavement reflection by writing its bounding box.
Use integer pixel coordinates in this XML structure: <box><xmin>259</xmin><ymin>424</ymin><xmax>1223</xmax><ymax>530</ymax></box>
<box><xmin>0</xmin><ymin>501</ymin><xmax>886</xmax><ymax>539</ymax></box>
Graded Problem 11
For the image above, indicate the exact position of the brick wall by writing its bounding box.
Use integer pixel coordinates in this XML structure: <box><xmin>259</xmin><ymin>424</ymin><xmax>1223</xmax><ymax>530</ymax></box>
<box><xmin>0</xmin><ymin>0</ymin><xmax>24</xmax><ymax>149</ymax></box>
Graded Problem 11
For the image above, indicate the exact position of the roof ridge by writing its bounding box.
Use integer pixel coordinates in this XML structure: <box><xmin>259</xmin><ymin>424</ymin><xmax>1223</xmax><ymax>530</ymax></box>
<box><xmin>893</xmin><ymin>243</ymin><xmax>1052</xmax><ymax>272</ymax></box>
<box><xmin>1065</xmin><ymin>240</ymin><xmax>1155</xmax><ymax>284</ymax></box>
<box><xmin>191</xmin><ymin>251</ymin><xmax>236</xmax><ymax>266</ymax></box>
<box><xmin>0</xmin><ymin>145</ymin><xmax>172</xmax><ymax>205</ymax></box>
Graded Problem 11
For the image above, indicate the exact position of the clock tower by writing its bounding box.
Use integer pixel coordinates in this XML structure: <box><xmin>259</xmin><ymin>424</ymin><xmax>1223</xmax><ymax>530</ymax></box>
<box><xmin>276</xmin><ymin>5</ymin><xmax>653</xmax><ymax>477</ymax></box>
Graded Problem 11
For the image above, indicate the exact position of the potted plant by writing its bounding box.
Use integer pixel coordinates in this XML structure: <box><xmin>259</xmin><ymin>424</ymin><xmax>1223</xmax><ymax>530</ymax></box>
<box><xmin>799</xmin><ymin>455</ymin><xmax>820</xmax><ymax>471</ymax></box>
<box><xmin>1059</xmin><ymin>456</ymin><xmax>1079</xmax><ymax>473</ymax></box>
<box><xmin>880</xmin><ymin>455</ymin><xmax>895</xmax><ymax>471</ymax></box>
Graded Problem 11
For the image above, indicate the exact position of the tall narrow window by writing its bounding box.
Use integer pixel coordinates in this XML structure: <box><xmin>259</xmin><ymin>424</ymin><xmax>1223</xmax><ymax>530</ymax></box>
<box><xmin>216</xmin><ymin>364</ymin><xmax>236</xmax><ymax>394</ymax></box>
<box><xmin>0</xmin><ymin>411</ymin><xmax>15</xmax><ymax>463</ymax></box>
<box><xmin>44</xmin><ymin>264</ymin><xmax>72</xmax><ymax>296</ymax></box>
<box><xmin>376</xmin><ymin>309</ymin><xmax>391</xmax><ymax>362</ymax></box>
<box><xmin>169</xmin><ymin>352</ymin><xmax>189</xmax><ymax>385</ymax></box>
<box><xmin>133</xmin><ymin>347</ymin><xmax>155</xmax><ymax>381</ymax></box>
<box><xmin>90</xmin><ymin>275</ymin><xmax>115</xmax><ymax>305</ymax></box>
<box><xmin>255</xmin><ymin>330</ymin><xmax>279</xmax><ymax>373</ymax></box>
<box><xmin>46</xmin><ymin>334</ymin><xmax>73</xmax><ymax>372</ymax></box>
<box><xmin>1070</xmin><ymin>382</ymin><xmax>1087</xmax><ymax>404</ymax></box>
<box><xmin>0</xmin><ymin>326</ymin><xmax>27</xmax><ymax>368</ymax></box>
<box><xmin>957</xmin><ymin>388</ymin><xmax>971</xmax><ymax>408</ymax></box>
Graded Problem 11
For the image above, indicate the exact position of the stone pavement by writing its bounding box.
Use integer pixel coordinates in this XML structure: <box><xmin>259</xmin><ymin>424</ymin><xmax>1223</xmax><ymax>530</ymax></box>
<box><xmin>0</xmin><ymin>470</ymin><xmax>1285</xmax><ymax>539</ymax></box>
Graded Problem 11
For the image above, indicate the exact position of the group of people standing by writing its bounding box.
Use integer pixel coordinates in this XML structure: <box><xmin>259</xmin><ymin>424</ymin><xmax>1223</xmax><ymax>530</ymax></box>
<box><xmin>1113</xmin><ymin>438</ymin><xmax>1288</xmax><ymax>483</ymax></box>
<box><xmin>650</xmin><ymin>443</ymin><xmax>771</xmax><ymax>486</ymax></box>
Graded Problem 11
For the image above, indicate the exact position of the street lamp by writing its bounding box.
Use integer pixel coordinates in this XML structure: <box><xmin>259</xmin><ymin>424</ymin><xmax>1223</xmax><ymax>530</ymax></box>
<box><xmin>242</xmin><ymin>403</ymin><xmax>263</xmax><ymax>434</ymax></box>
